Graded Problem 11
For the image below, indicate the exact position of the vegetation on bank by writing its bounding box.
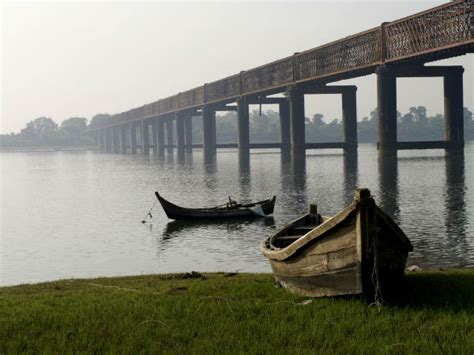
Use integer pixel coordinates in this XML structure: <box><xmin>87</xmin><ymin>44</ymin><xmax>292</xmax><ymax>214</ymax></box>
<box><xmin>1</xmin><ymin>270</ymin><xmax>473</xmax><ymax>353</ymax></box>
<box><xmin>1</xmin><ymin>106</ymin><xmax>473</xmax><ymax>148</ymax></box>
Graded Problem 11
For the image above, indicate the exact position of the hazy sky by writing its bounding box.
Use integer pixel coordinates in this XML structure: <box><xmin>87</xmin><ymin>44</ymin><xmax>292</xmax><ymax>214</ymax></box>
<box><xmin>1</xmin><ymin>1</ymin><xmax>473</xmax><ymax>134</ymax></box>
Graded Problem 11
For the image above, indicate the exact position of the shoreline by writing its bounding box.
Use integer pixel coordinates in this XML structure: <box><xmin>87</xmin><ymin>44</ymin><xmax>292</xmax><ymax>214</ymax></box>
<box><xmin>1</xmin><ymin>269</ymin><xmax>472</xmax><ymax>352</ymax></box>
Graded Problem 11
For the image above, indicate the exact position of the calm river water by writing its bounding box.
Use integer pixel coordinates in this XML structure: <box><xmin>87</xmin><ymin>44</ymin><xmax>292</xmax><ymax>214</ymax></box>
<box><xmin>1</xmin><ymin>143</ymin><xmax>473</xmax><ymax>285</ymax></box>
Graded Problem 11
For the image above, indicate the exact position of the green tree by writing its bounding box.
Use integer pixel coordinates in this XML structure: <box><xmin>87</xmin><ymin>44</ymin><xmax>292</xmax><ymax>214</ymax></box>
<box><xmin>60</xmin><ymin>117</ymin><xmax>88</xmax><ymax>145</ymax></box>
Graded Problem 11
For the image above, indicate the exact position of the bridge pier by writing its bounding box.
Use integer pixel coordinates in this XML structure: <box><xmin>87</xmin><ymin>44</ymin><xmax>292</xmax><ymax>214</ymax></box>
<box><xmin>176</xmin><ymin>112</ymin><xmax>186</xmax><ymax>158</ymax></box>
<box><xmin>237</xmin><ymin>97</ymin><xmax>250</xmax><ymax>160</ymax></box>
<box><xmin>279</xmin><ymin>101</ymin><xmax>291</xmax><ymax>155</ymax></box>
<box><xmin>105</xmin><ymin>127</ymin><xmax>113</xmax><ymax>153</ymax></box>
<box><xmin>376</xmin><ymin>65</ymin><xmax>398</xmax><ymax>157</ymax></box>
<box><xmin>141</xmin><ymin>120</ymin><xmax>150</xmax><ymax>155</ymax></box>
<box><xmin>120</xmin><ymin>124</ymin><xmax>127</xmax><ymax>154</ymax></box>
<box><xmin>342</xmin><ymin>87</ymin><xmax>358</xmax><ymax>154</ymax></box>
<box><xmin>288</xmin><ymin>87</ymin><xmax>306</xmax><ymax>160</ymax></box>
<box><xmin>444</xmin><ymin>69</ymin><xmax>464</xmax><ymax>154</ymax></box>
<box><xmin>202</xmin><ymin>106</ymin><xmax>216</xmax><ymax>159</ymax></box>
<box><xmin>99</xmin><ymin>129</ymin><xmax>106</xmax><ymax>151</ymax></box>
<box><xmin>157</xmin><ymin>119</ymin><xmax>165</xmax><ymax>153</ymax></box>
<box><xmin>151</xmin><ymin>119</ymin><xmax>158</xmax><ymax>155</ymax></box>
<box><xmin>165</xmin><ymin>117</ymin><xmax>174</xmax><ymax>150</ymax></box>
<box><xmin>376</xmin><ymin>64</ymin><xmax>465</xmax><ymax>157</ymax></box>
<box><xmin>184</xmin><ymin>115</ymin><xmax>193</xmax><ymax>152</ymax></box>
<box><xmin>130</xmin><ymin>122</ymin><xmax>137</xmax><ymax>154</ymax></box>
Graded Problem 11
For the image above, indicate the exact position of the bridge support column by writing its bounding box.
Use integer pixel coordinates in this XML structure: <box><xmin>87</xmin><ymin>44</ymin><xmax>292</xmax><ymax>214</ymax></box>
<box><xmin>444</xmin><ymin>68</ymin><xmax>464</xmax><ymax>155</ymax></box>
<box><xmin>376</xmin><ymin>65</ymin><xmax>397</xmax><ymax>157</ymax></box>
<box><xmin>165</xmin><ymin>118</ymin><xmax>174</xmax><ymax>150</ymax></box>
<box><xmin>141</xmin><ymin>120</ymin><xmax>150</xmax><ymax>155</ymax></box>
<box><xmin>279</xmin><ymin>101</ymin><xmax>291</xmax><ymax>155</ymax></box>
<box><xmin>157</xmin><ymin>119</ymin><xmax>165</xmax><ymax>153</ymax></box>
<box><xmin>120</xmin><ymin>124</ymin><xmax>127</xmax><ymax>154</ymax></box>
<box><xmin>288</xmin><ymin>87</ymin><xmax>305</xmax><ymax>160</ymax></box>
<box><xmin>184</xmin><ymin>115</ymin><xmax>193</xmax><ymax>152</ymax></box>
<box><xmin>130</xmin><ymin>122</ymin><xmax>137</xmax><ymax>154</ymax></box>
<box><xmin>342</xmin><ymin>87</ymin><xmax>358</xmax><ymax>154</ymax></box>
<box><xmin>99</xmin><ymin>129</ymin><xmax>106</xmax><ymax>151</ymax></box>
<box><xmin>176</xmin><ymin>112</ymin><xmax>185</xmax><ymax>155</ymax></box>
<box><xmin>151</xmin><ymin>119</ymin><xmax>158</xmax><ymax>155</ymax></box>
<box><xmin>237</xmin><ymin>97</ymin><xmax>250</xmax><ymax>160</ymax></box>
<box><xmin>202</xmin><ymin>106</ymin><xmax>216</xmax><ymax>159</ymax></box>
<box><xmin>105</xmin><ymin>127</ymin><xmax>113</xmax><ymax>153</ymax></box>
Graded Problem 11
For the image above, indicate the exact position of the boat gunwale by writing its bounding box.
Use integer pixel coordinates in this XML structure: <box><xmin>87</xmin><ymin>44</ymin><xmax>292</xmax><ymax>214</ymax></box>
<box><xmin>260</xmin><ymin>201</ymin><xmax>358</xmax><ymax>261</ymax></box>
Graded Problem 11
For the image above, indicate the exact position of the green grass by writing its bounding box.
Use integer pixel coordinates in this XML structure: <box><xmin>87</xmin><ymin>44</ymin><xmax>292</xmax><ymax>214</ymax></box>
<box><xmin>1</xmin><ymin>270</ymin><xmax>473</xmax><ymax>353</ymax></box>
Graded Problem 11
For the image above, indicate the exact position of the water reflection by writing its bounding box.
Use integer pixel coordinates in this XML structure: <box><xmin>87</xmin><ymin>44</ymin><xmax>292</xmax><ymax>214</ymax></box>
<box><xmin>378</xmin><ymin>155</ymin><xmax>399</xmax><ymax>221</ymax></box>
<box><xmin>444</xmin><ymin>153</ymin><xmax>468</xmax><ymax>266</ymax></box>
<box><xmin>239</xmin><ymin>153</ymin><xmax>251</xmax><ymax>199</ymax></box>
<box><xmin>343</xmin><ymin>152</ymin><xmax>358</xmax><ymax>205</ymax></box>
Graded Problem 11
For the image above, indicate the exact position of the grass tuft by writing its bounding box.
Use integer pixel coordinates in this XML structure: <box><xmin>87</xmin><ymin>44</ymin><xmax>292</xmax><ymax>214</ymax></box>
<box><xmin>1</xmin><ymin>269</ymin><xmax>473</xmax><ymax>353</ymax></box>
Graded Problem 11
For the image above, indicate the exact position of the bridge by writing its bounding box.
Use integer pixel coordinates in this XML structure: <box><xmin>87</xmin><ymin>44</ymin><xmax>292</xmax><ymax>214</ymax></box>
<box><xmin>91</xmin><ymin>0</ymin><xmax>473</xmax><ymax>160</ymax></box>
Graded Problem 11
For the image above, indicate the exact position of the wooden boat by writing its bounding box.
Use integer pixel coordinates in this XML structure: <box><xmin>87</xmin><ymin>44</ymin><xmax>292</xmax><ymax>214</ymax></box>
<box><xmin>155</xmin><ymin>192</ymin><xmax>276</xmax><ymax>220</ymax></box>
<box><xmin>260</xmin><ymin>188</ymin><xmax>413</xmax><ymax>301</ymax></box>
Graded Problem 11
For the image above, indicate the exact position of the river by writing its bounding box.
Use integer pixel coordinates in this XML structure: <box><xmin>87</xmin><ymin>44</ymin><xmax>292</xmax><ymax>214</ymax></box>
<box><xmin>1</xmin><ymin>143</ymin><xmax>473</xmax><ymax>285</ymax></box>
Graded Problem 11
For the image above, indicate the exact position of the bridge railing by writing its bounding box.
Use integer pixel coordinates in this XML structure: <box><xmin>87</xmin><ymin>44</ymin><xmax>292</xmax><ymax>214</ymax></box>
<box><xmin>295</xmin><ymin>27</ymin><xmax>382</xmax><ymax>82</ymax></box>
<box><xmin>95</xmin><ymin>0</ymin><xmax>472</xmax><ymax>130</ymax></box>
<box><xmin>385</xmin><ymin>0</ymin><xmax>473</xmax><ymax>62</ymax></box>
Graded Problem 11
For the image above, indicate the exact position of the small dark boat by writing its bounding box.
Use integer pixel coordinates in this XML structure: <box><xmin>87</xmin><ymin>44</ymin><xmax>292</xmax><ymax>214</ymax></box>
<box><xmin>260</xmin><ymin>188</ymin><xmax>413</xmax><ymax>301</ymax></box>
<box><xmin>155</xmin><ymin>192</ymin><xmax>276</xmax><ymax>220</ymax></box>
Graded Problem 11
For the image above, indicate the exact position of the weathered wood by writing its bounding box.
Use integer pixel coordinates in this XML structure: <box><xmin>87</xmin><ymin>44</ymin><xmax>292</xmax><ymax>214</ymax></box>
<box><xmin>260</xmin><ymin>188</ymin><xmax>412</xmax><ymax>300</ymax></box>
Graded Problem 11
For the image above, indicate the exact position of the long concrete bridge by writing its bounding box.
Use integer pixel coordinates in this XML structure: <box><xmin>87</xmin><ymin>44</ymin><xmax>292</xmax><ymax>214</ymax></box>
<box><xmin>91</xmin><ymin>0</ymin><xmax>473</xmax><ymax>160</ymax></box>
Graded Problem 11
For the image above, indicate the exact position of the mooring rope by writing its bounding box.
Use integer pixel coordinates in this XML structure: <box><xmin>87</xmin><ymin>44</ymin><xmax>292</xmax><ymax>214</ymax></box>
<box><xmin>141</xmin><ymin>199</ymin><xmax>158</xmax><ymax>223</ymax></box>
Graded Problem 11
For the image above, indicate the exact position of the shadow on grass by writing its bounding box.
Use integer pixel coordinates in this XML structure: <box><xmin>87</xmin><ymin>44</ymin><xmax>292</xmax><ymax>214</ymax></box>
<box><xmin>391</xmin><ymin>271</ymin><xmax>474</xmax><ymax>311</ymax></box>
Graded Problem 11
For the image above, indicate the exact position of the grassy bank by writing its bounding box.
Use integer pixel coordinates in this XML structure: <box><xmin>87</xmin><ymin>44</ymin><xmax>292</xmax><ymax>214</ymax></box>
<box><xmin>1</xmin><ymin>270</ymin><xmax>473</xmax><ymax>353</ymax></box>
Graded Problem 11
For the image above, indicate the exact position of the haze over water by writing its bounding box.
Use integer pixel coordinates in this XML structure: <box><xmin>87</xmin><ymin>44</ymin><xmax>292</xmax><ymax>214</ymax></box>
<box><xmin>1</xmin><ymin>143</ymin><xmax>473</xmax><ymax>286</ymax></box>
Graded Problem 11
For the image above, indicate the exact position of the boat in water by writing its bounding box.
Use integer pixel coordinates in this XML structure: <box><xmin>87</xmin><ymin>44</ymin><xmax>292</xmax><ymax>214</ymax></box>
<box><xmin>155</xmin><ymin>192</ymin><xmax>276</xmax><ymax>220</ymax></box>
<box><xmin>260</xmin><ymin>188</ymin><xmax>412</xmax><ymax>301</ymax></box>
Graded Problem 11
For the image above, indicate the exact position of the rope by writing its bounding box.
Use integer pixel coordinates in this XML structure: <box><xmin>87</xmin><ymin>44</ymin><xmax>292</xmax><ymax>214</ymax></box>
<box><xmin>141</xmin><ymin>199</ymin><xmax>158</xmax><ymax>223</ymax></box>
<box><xmin>369</xmin><ymin>219</ymin><xmax>384</xmax><ymax>308</ymax></box>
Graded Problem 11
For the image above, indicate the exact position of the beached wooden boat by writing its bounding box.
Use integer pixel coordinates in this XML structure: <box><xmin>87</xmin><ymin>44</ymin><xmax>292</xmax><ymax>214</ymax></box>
<box><xmin>155</xmin><ymin>192</ymin><xmax>276</xmax><ymax>220</ymax></box>
<box><xmin>260</xmin><ymin>188</ymin><xmax>412</xmax><ymax>301</ymax></box>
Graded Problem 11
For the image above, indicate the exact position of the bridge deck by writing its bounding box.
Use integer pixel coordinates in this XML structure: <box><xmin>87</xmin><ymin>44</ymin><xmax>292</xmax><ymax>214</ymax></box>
<box><xmin>95</xmin><ymin>0</ymin><xmax>473</xmax><ymax>130</ymax></box>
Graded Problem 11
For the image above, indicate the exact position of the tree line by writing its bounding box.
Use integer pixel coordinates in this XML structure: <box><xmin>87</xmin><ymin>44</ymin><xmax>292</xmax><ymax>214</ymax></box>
<box><xmin>1</xmin><ymin>107</ymin><xmax>473</xmax><ymax>148</ymax></box>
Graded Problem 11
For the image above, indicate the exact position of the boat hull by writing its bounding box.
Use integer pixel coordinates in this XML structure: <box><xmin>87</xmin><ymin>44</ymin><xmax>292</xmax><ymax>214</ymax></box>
<box><xmin>156</xmin><ymin>192</ymin><xmax>276</xmax><ymax>220</ymax></box>
<box><xmin>261</xmin><ymin>189</ymin><xmax>412</xmax><ymax>300</ymax></box>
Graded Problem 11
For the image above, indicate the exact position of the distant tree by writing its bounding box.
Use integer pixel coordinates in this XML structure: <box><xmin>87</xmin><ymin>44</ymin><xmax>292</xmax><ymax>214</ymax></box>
<box><xmin>89</xmin><ymin>113</ymin><xmax>111</xmax><ymax>128</ymax></box>
<box><xmin>60</xmin><ymin>117</ymin><xmax>88</xmax><ymax>145</ymax></box>
<box><xmin>20</xmin><ymin>117</ymin><xmax>58</xmax><ymax>144</ymax></box>
<box><xmin>311</xmin><ymin>114</ymin><xmax>325</xmax><ymax>126</ymax></box>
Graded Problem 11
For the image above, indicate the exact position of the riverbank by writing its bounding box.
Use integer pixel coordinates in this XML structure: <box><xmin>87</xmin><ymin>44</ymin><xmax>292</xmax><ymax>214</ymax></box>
<box><xmin>0</xmin><ymin>146</ymin><xmax>95</xmax><ymax>152</ymax></box>
<box><xmin>1</xmin><ymin>270</ymin><xmax>472</xmax><ymax>353</ymax></box>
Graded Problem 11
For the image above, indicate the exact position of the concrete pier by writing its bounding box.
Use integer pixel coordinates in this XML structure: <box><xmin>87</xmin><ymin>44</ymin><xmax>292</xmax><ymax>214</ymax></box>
<box><xmin>184</xmin><ymin>115</ymin><xmax>193</xmax><ymax>152</ymax></box>
<box><xmin>120</xmin><ymin>124</ymin><xmax>127</xmax><ymax>154</ymax></box>
<box><xmin>157</xmin><ymin>120</ymin><xmax>165</xmax><ymax>153</ymax></box>
<box><xmin>444</xmin><ymin>68</ymin><xmax>464</xmax><ymax>154</ymax></box>
<box><xmin>99</xmin><ymin>129</ymin><xmax>106</xmax><ymax>151</ymax></box>
<box><xmin>202</xmin><ymin>106</ymin><xmax>216</xmax><ymax>159</ymax></box>
<box><xmin>279</xmin><ymin>101</ymin><xmax>291</xmax><ymax>155</ymax></box>
<box><xmin>130</xmin><ymin>122</ymin><xmax>137</xmax><ymax>154</ymax></box>
<box><xmin>342</xmin><ymin>87</ymin><xmax>358</xmax><ymax>153</ymax></box>
<box><xmin>165</xmin><ymin>118</ymin><xmax>174</xmax><ymax>149</ymax></box>
<box><xmin>288</xmin><ymin>87</ymin><xmax>305</xmax><ymax>160</ymax></box>
<box><xmin>376</xmin><ymin>65</ymin><xmax>397</xmax><ymax>157</ymax></box>
<box><xmin>151</xmin><ymin>119</ymin><xmax>158</xmax><ymax>155</ymax></box>
<box><xmin>176</xmin><ymin>113</ymin><xmax>185</xmax><ymax>155</ymax></box>
<box><xmin>141</xmin><ymin>120</ymin><xmax>150</xmax><ymax>155</ymax></box>
<box><xmin>237</xmin><ymin>97</ymin><xmax>250</xmax><ymax>159</ymax></box>
<box><xmin>105</xmin><ymin>127</ymin><xmax>113</xmax><ymax>153</ymax></box>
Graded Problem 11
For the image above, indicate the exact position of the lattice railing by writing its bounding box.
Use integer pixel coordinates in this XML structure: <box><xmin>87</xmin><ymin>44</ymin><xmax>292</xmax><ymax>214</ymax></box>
<box><xmin>205</xmin><ymin>74</ymin><xmax>241</xmax><ymax>103</ymax></box>
<box><xmin>179</xmin><ymin>87</ymin><xmax>205</xmax><ymax>108</ymax></box>
<box><xmin>385</xmin><ymin>0</ymin><xmax>473</xmax><ymax>61</ymax></box>
<box><xmin>242</xmin><ymin>57</ymin><xmax>293</xmax><ymax>93</ymax></box>
<box><xmin>96</xmin><ymin>0</ymin><xmax>472</xmax><ymax>129</ymax></box>
<box><xmin>296</xmin><ymin>28</ymin><xmax>381</xmax><ymax>81</ymax></box>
